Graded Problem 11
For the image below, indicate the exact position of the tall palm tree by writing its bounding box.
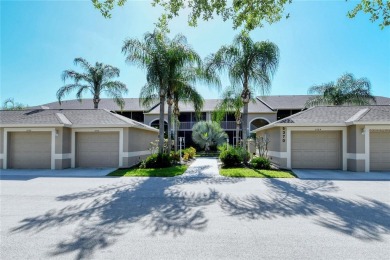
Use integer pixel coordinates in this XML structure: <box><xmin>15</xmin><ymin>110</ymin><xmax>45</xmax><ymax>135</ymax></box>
<box><xmin>57</xmin><ymin>58</ymin><xmax>128</xmax><ymax>109</ymax></box>
<box><xmin>172</xmin><ymin>81</ymin><xmax>204</xmax><ymax>152</ymax></box>
<box><xmin>205</xmin><ymin>32</ymin><xmax>279</xmax><ymax>153</ymax></box>
<box><xmin>164</xmin><ymin>34</ymin><xmax>203</xmax><ymax>154</ymax></box>
<box><xmin>305</xmin><ymin>73</ymin><xmax>376</xmax><ymax>107</ymax></box>
<box><xmin>213</xmin><ymin>86</ymin><xmax>255</xmax><ymax>147</ymax></box>
<box><xmin>123</xmin><ymin>30</ymin><xmax>169</xmax><ymax>154</ymax></box>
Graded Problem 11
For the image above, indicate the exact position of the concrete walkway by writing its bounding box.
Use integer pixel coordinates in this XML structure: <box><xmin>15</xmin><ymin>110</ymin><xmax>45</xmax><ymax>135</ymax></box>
<box><xmin>182</xmin><ymin>157</ymin><xmax>221</xmax><ymax>178</ymax></box>
<box><xmin>293</xmin><ymin>169</ymin><xmax>390</xmax><ymax>180</ymax></box>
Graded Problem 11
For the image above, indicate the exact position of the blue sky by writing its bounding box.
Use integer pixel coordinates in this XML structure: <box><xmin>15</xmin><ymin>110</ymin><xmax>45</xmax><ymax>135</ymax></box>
<box><xmin>1</xmin><ymin>0</ymin><xmax>389</xmax><ymax>107</ymax></box>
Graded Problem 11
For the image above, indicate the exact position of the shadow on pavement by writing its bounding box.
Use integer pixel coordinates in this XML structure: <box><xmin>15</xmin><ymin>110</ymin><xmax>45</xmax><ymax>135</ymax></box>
<box><xmin>220</xmin><ymin>179</ymin><xmax>390</xmax><ymax>241</ymax></box>
<box><xmin>9</xmin><ymin>176</ymin><xmax>240</xmax><ymax>259</ymax></box>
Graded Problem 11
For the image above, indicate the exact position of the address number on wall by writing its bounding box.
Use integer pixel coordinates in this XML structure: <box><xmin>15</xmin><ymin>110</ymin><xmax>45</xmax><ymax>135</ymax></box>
<box><xmin>282</xmin><ymin>127</ymin><xmax>286</xmax><ymax>143</ymax></box>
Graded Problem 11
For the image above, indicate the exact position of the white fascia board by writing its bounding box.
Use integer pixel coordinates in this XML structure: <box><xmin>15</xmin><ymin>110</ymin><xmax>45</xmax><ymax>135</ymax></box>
<box><xmin>352</xmin><ymin>122</ymin><xmax>390</xmax><ymax>126</ymax></box>
<box><xmin>0</xmin><ymin>124</ymin><xmax>65</xmax><ymax>128</ymax></box>
<box><xmin>251</xmin><ymin>123</ymin><xmax>346</xmax><ymax>133</ymax></box>
<box><xmin>130</xmin><ymin>125</ymin><xmax>159</xmax><ymax>133</ymax></box>
<box><xmin>70</xmin><ymin>124</ymin><xmax>159</xmax><ymax>132</ymax></box>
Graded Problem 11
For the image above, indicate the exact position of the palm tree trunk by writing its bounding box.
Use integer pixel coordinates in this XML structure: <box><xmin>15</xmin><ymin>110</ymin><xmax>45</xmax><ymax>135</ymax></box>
<box><xmin>93</xmin><ymin>96</ymin><xmax>100</xmax><ymax>109</ymax></box>
<box><xmin>174</xmin><ymin>116</ymin><xmax>179</xmax><ymax>152</ymax></box>
<box><xmin>242</xmin><ymin>102</ymin><xmax>249</xmax><ymax>149</ymax></box>
<box><xmin>167</xmin><ymin>98</ymin><xmax>173</xmax><ymax>154</ymax></box>
<box><xmin>158</xmin><ymin>94</ymin><xmax>166</xmax><ymax>154</ymax></box>
<box><xmin>235</xmin><ymin>122</ymin><xmax>241</xmax><ymax>148</ymax></box>
<box><xmin>241</xmin><ymin>80</ymin><xmax>250</xmax><ymax>154</ymax></box>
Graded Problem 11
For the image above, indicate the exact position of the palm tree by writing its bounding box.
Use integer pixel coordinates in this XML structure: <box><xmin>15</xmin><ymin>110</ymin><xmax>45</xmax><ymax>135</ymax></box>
<box><xmin>172</xmin><ymin>82</ymin><xmax>204</xmax><ymax>152</ymax></box>
<box><xmin>164</xmin><ymin>34</ymin><xmax>203</xmax><ymax>154</ymax></box>
<box><xmin>123</xmin><ymin>30</ymin><xmax>169</xmax><ymax>154</ymax></box>
<box><xmin>305</xmin><ymin>73</ymin><xmax>376</xmax><ymax>107</ymax></box>
<box><xmin>192</xmin><ymin>121</ymin><xmax>228</xmax><ymax>151</ymax></box>
<box><xmin>213</xmin><ymin>86</ymin><xmax>255</xmax><ymax>147</ymax></box>
<box><xmin>205</xmin><ymin>32</ymin><xmax>279</xmax><ymax>152</ymax></box>
<box><xmin>124</xmin><ymin>31</ymin><xmax>219</xmax><ymax>154</ymax></box>
<box><xmin>2</xmin><ymin>98</ymin><xmax>26</xmax><ymax>110</ymax></box>
<box><xmin>57</xmin><ymin>58</ymin><xmax>128</xmax><ymax>109</ymax></box>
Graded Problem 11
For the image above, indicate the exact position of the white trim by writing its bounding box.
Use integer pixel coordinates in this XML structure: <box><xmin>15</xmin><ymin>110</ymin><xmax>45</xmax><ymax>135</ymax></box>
<box><xmin>342</xmin><ymin>129</ymin><xmax>347</xmax><ymax>170</ymax></box>
<box><xmin>286</xmin><ymin>127</ymin><xmax>346</xmax><ymax>170</ymax></box>
<box><xmin>0</xmin><ymin>154</ymin><xmax>3</xmax><ymax>160</ymax></box>
<box><xmin>53</xmin><ymin>153</ymin><xmax>72</xmax><ymax>160</ymax></box>
<box><xmin>345</xmin><ymin>109</ymin><xmax>369</xmax><ymax>123</ymax></box>
<box><xmin>3</xmin><ymin>128</ymin><xmax>56</xmax><ymax>170</ymax></box>
<box><xmin>267</xmin><ymin>151</ymin><xmax>287</xmax><ymax>158</ymax></box>
<box><xmin>346</xmin><ymin>153</ymin><xmax>366</xmax><ymax>160</ymax></box>
<box><xmin>71</xmin><ymin>128</ymin><xmax>124</xmax><ymax>168</ymax></box>
<box><xmin>149</xmin><ymin>118</ymin><xmax>168</xmax><ymax>126</ymax></box>
<box><xmin>364</xmin><ymin>125</ymin><xmax>390</xmax><ymax>172</ymax></box>
<box><xmin>249</xmin><ymin>117</ymin><xmax>271</xmax><ymax>131</ymax></box>
<box><xmin>287</xmin><ymin>128</ymin><xmax>292</xmax><ymax>168</ymax></box>
<box><xmin>123</xmin><ymin>150</ymin><xmax>151</xmax><ymax>157</ymax></box>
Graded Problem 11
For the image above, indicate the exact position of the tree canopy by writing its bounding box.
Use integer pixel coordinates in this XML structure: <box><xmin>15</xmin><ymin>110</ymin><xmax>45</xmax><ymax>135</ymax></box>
<box><xmin>304</xmin><ymin>73</ymin><xmax>376</xmax><ymax>107</ymax></box>
<box><xmin>92</xmin><ymin>0</ymin><xmax>389</xmax><ymax>30</ymax></box>
<box><xmin>57</xmin><ymin>58</ymin><xmax>128</xmax><ymax>109</ymax></box>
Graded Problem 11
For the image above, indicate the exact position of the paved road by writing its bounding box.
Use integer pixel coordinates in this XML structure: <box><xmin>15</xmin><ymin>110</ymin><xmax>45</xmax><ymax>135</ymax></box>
<box><xmin>1</xmin><ymin>167</ymin><xmax>390</xmax><ymax>259</ymax></box>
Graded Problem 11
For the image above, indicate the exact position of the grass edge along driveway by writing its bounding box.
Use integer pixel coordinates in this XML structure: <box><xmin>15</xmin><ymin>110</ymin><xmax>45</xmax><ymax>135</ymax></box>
<box><xmin>108</xmin><ymin>165</ymin><xmax>188</xmax><ymax>177</ymax></box>
<box><xmin>220</xmin><ymin>167</ymin><xmax>295</xmax><ymax>178</ymax></box>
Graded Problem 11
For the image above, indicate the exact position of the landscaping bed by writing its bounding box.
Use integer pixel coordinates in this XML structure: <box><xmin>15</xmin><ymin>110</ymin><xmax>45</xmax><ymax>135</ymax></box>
<box><xmin>108</xmin><ymin>165</ymin><xmax>188</xmax><ymax>177</ymax></box>
<box><xmin>219</xmin><ymin>167</ymin><xmax>295</xmax><ymax>178</ymax></box>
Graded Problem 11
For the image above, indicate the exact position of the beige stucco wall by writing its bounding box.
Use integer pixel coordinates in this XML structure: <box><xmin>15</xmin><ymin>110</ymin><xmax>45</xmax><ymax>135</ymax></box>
<box><xmin>122</xmin><ymin>127</ymin><xmax>158</xmax><ymax>168</ymax></box>
<box><xmin>255</xmin><ymin>127</ymin><xmax>287</xmax><ymax>168</ymax></box>
<box><xmin>55</xmin><ymin>158</ymin><xmax>71</xmax><ymax>169</ymax></box>
<box><xmin>53</xmin><ymin>127</ymin><xmax>71</xmax><ymax>169</ymax></box>
<box><xmin>0</xmin><ymin>128</ymin><xmax>4</xmax><ymax>154</ymax></box>
<box><xmin>143</xmin><ymin>114</ymin><xmax>168</xmax><ymax>126</ymax></box>
<box><xmin>125</xmin><ymin>127</ymin><xmax>158</xmax><ymax>152</ymax></box>
<box><xmin>347</xmin><ymin>159</ymin><xmax>365</xmax><ymax>172</ymax></box>
<box><xmin>347</xmin><ymin>125</ymin><xmax>365</xmax><ymax>154</ymax></box>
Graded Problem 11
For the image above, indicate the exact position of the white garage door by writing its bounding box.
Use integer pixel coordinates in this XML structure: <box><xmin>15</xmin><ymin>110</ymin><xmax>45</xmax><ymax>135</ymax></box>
<box><xmin>8</xmin><ymin>132</ymin><xmax>51</xmax><ymax>169</ymax></box>
<box><xmin>292</xmin><ymin>131</ymin><xmax>342</xmax><ymax>169</ymax></box>
<box><xmin>370</xmin><ymin>131</ymin><xmax>390</xmax><ymax>171</ymax></box>
<box><xmin>76</xmin><ymin>132</ymin><xmax>119</xmax><ymax>168</ymax></box>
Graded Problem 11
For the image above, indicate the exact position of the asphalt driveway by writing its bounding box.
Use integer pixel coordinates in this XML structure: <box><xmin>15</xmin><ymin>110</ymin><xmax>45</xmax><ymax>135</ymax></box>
<box><xmin>1</xmin><ymin>175</ymin><xmax>389</xmax><ymax>259</ymax></box>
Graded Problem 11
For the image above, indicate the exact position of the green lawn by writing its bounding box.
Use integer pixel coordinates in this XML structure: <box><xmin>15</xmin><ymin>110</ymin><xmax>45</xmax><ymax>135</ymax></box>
<box><xmin>219</xmin><ymin>167</ymin><xmax>295</xmax><ymax>178</ymax></box>
<box><xmin>108</xmin><ymin>165</ymin><xmax>188</xmax><ymax>177</ymax></box>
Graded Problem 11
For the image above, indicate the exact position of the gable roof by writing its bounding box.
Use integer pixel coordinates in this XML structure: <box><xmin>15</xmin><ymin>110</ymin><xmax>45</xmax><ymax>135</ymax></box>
<box><xmin>32</xmin><ymin>98</ymin><xmax>156</xmax><ymax>111</ymax></box>
<box><xmin>252</xmin><ymin>105</ymin><xmax>390</xmax><ymax>132</ymax></box>
<box><xmin>145</xmin><ymin>98</ymin><xmax>275</xmax><ymax>114</ymax></box>
<box><xmin>0</xmin><ymin>109</ymin><xmax>158</xmax><ymax>132</ymax></box>
<box><xmin>257</xmin><ymin>95</ymin><xmax>390</xmax><ymax>110</ymax></box>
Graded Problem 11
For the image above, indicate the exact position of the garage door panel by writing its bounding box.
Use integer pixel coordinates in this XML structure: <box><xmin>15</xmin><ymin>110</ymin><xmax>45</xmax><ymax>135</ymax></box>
<box><xmin>370</xmin><ymin>132</ymin><xmax>390</xmax><ymax>171</ymax></box>
<box><xmin>76</xmin><ymin>132</ymin><xmax>119</xmax><ymax>168</ymax></box>
<box><xmin>9</xmin><ymin>132</ymin><xmax>51</xmax><ymax>169</ymax></box>
<box><xmin>292</xmin><ymin>131</ymin><xmax>341</xmax><ymax>169</ymax></box>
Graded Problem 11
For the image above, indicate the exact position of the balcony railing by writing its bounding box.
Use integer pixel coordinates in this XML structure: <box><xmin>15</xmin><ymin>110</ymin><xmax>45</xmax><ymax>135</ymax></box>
<box><xmin>179</xmin><ymin>121</ymin><xmax>237</xmax><ymax>130</ymax></box>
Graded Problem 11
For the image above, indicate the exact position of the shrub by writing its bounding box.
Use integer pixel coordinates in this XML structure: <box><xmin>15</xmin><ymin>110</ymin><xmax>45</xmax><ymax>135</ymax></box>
<box><xmin>235</xmin><ymin>147</ymin><xmax>250</xmax><ymax>163</ymax></box>
<box><xmin>192</xmin><ymin>121</ymin><xmax>228</xmax><ymax>151</ymax></box>
<box><xmin>184</xmin><ymin>147</ymin><xmax>196</xmax><ymax>159</ymax></box>
<box><xmin>217</xmin><ymin>143</ymin><xmax>228</xmax><ymax>152</ymax></box>
<box><xmin>219</xmin><ymin>148</ymin><xmax>243</xmax><ymax>167</ymax></box>
<box><xmin>250</xmin><ymin>156</ymin><xmax>271</xmax><ymax>170</ymax></box>
<box><xmin>170</xmin><ymin>151</ymin><xmax>180</xmax><ymax>163</ymax></box>
<box><xmin>182</xmin><ymin>152</ymin><xmax>190</xmax><ymax>161</ymax></box>
<box><xmin>142</xmin><ymin>153</ymin><xmax>172</xmax><ymax>168</ymax></box>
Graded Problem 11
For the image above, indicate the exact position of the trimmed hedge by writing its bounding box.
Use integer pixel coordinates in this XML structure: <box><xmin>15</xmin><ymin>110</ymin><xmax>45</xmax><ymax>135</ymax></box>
<box><xmin>219</xmin><ymin>148</ymin><xmax>243</xmax><ymax>167</ymax></box>
<box><xmin>250</xmin><ymin>156</ymin><xmax>271</xmax><ymax>170</ymax></box>
<box><xmin>141</xmin><ymin>153</ymin><xmax>172</xmax><ymax>168</ymax></box>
